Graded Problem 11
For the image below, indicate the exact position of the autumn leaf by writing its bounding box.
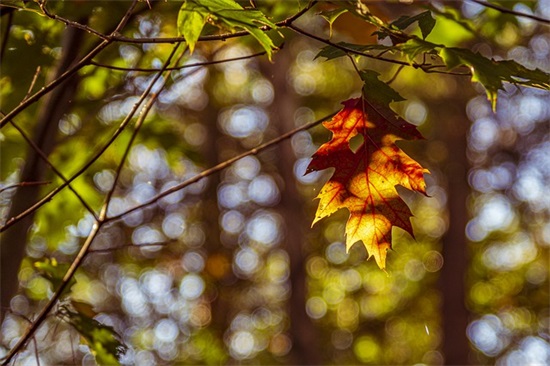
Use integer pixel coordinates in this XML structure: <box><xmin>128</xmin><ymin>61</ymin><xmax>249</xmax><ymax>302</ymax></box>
<box><xmin>307</xmin><ymin>86</ymin><xmax>429</xmax><ymax>269</ymax></box>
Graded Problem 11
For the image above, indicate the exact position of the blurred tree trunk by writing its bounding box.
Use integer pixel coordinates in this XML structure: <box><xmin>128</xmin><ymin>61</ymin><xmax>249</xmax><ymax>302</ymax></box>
<box><xmin>262</xmin><ymin>51</ymin><xmax>323</xmax><ymax>365</ymax></box>
<box><xmin>1</xmin><ymin>23</ymin><xmax>86</xmax><ymax>321</ymax></box>
<box><xmin>199</xmin><ymin>90</ymin><xmax>233</xmax><ymax>338</ymax></box>
<box><xmin>435</xmin><ymin>80</ymin><xmax>473</xmax><ymax>365</ymax></box>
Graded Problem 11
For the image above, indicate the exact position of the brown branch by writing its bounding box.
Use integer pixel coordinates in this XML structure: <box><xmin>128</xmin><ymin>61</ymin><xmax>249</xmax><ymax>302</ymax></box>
<box><xmin>469</xmin><ymin>0</ymin><xmax>550</xmax><ymax>25</ymax></box>
<box><xmin>289</xmin><ymin>24</ymin><xmax>473</xmax><ymax>77</ymax></box>
<box><xmin>1</xmin><ymin>37</ymin><xmax>182</xmax><ymax>364</ymax></box>
<box><xmin>6</xmin><ymin>119</ymin><xmax>99</xmax><ymax>221</ymax></box>
<box><xmin>0</xmin><ymin>0</ymin><xmax>138</xmax><ymax>130</ymax></box>
<box><xmin>0</xmin><ymin>9</ymin><xmax>13</xmax><ymax>61</ymax></box>
<box><xmin>102</xmin><ymin>43</ymin><xmax>185</xmax><ymax>215</ymax></box>
<box><xmin>0</xmin><ymin>181</ymin><xmax>51</xmax><ymax>195</ymax></box>
<box><xmin>107</xmin><ymin>110</ymin><xmax>337</xmax><ymax>223</ymax></box>
<box><xmin>90</xmin><ymin>49</ymin><xmax>267</xmax><ymax>72</ymax></box>
<box><xmin>89</xmin><ymin>240</ymin><xmax>178</xmax><ymax>253</ymax></box>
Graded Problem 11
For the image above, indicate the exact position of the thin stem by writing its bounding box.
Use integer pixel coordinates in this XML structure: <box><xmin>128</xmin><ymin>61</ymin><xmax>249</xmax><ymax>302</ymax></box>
<box><xmin>7</xmin><ymin>119</ymin><xmax>98</xmax><ymax>221</ymax></box>
<box><xmin>102</xmin><ymin>43</ymin><xmax>185</xmax><ymax>215</ymax></box>
<box><xmin>0</xmin><ymin>9</ymin><xmax>13</xmax><ymax>61</ymax></box>
<box><xmin>469</xmin><ymin>0</ymin><xmax>550</xmax><ymax>24</ymax></box>
<box><xmin>289</xmin><ymin>24</ymin><xmax>473</xmax><ymax>77</ymax></box>
<box><xmin>90</xmin><ymin>49</ymin><xmax>267</xmax><ymax>72</ymax></box>
<box><xmin>0</xmin><ymin>181</ymin><xmax>51</xmax><ymax>195</ymax></box>
<box><xmin>2</xmin><ymin>222</ymin><xmax>102</xmax><ymax>364</ymax></box>
<box><xmin>107</xmin><ymin>111</ymin><xmax>337</xmax><ymax>223</ymax></box>
<box><xmin>0</xmin><ymin>0</ymin><xmax>139</xmax><ymax>130</ymax></box>
<box><xmin>89</xmin><ymin>240</ymin><xmax>178</xmax><ymax>253</ymax></box>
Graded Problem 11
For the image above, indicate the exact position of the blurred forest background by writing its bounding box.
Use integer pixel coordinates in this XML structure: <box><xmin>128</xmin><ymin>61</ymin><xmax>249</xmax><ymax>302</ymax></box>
<box><xmin>0</xmin><ymin>1</ymin><xmax>549</xmax><ymax>365</ymax></box>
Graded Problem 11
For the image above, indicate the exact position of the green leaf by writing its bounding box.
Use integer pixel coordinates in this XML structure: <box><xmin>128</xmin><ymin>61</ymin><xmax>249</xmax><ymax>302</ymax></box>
<box><xmin>398</xmin><ymin>38</ymin><xmax>438</xmax><ymax>62</ymax></box>
<box><xmin>177</xmin><ymin>1</ymin><xmax>209</xmax><ymax>53</ymax></box>
<box><xmin>34</xmin><ymin>257</ymin><xmax>73</xmax><ymax>290</ymax></box>
<box><xmin>360</xmin><ymin>70</ymin><xmax>405</xmax><ymax>107</ymax></box>
<box><xmin>59</xmin><ymin>305</ymin><xmax>127</xmax><ymax>365</ymax></box>
<box><xmin>178</xmin><ymin>0</ymin><xmax>278</xmax><ymax>59</ymax></box>
<box><xmin>440</xmin><ymin>47</ymin><xmax>550</xmax><ymax>110</ymax></box>
<box><xmin>391</xmin><ymin>11</ymin><xmax>436</xmax><ymax>39</ymax></box>
<box><xmin>315</xmin><ymin>42</ymin><xmax>391</xmax><ymax>60</ymax></box>
<box><xmin>319</xmin><ymin>8</ymin><xmax>348</xmax><ymax>38</ymax></box>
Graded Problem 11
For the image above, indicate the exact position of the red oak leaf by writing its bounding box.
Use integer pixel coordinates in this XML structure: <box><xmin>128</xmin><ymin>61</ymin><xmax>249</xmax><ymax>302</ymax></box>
<box><xmin>307</xmin><ymin>96</ymin><xmax>429</xmax><ymax>269</ymax></box>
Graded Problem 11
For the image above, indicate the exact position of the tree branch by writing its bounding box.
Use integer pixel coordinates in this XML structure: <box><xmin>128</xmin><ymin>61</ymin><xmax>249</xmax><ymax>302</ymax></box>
<box><xmin>106</xmin><ymin>110</ymin><xmax>337</xmax><ymax>223</ymax></box>
<box><xmin>469</xmin><ymin>0</ymin><xmax>550</xmax><ymax>25</ymax></box>
<box><xmin>90</xmin><ymin>49</ymin><xmax>267</xmax><ymax>72</ymax></box>
<box><xmin>0</xmin><ymin>0</ymin><xmax>139</xmax><ymax>130</ymax></box>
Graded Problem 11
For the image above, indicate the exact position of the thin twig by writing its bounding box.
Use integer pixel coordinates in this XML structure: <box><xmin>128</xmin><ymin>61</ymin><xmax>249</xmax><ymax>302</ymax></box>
<box><xmin>0</xmin><ymin>10</ymin><xmax>13</xmax><ymax>61</ymax></box>
<box><xmin>89</xmin><ymin>240</ymin><xmax>178</xmax><ymax>253</ymax></box>
<box><xmin>0</xmin><ymin>181</ymin><xmax>51</xmax><ymax>195</ymax></box>
<box><xmin>1</xmin><ymin>28</ymin><xmax>179</xmax><ymax>363</ymax></box>
<box><xmin>23</xmin><ymin>67</ymin><xmax>42</xmax><ymax>102</ymax></box>
<box><xmin>289</xmin><ymin>24</ymin><xmax>473</xmax><ymax>77</ymax></box>
<box><xmin>469</xmin><ymin>0</ymin><xmax>550</xmax><ymax>25</ymax></box>
<box><xmin>107</xmin><ymin>111</ymin><xmax>337</xmax><ymax>223</ymax></box>
<box><xmin>102</xmin><ymin>43</ymin><xmax>185</xmax><ymax>216</ymax></box>
<box><xmin>6</xmin><ymin>119</ymin><xmax>99</xmax><ymax>221</ymax></box>
<box><xmin>90</xmin><ymin>49</ymin><xmax>267</xmax><ymax>72</ymax></box>
<box><xmin>0</xmin><ymin>0</ymin><xmax>140</xmax><ymax>130</ymax></box>
<box><xmin>387</xmin><ymin>64</ymin><xmax>405</xmax><ymax>85</ymax></box>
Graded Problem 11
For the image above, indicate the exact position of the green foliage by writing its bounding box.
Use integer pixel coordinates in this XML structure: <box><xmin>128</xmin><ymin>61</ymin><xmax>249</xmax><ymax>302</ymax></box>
<box><xmin>390</xmin><ymin>10</ymin><xmax>436</xmax><ymax>40</ymax></box>
<box><xmin>360</xmin><ymin>70</ymin><xmax>405</xmax><ymax>106</ymax></box>
<box><xmin>177</xmin><ymin>0</ymin><xmax>278</xmax><ymax>58</ymax></box>
<box><xmin>58</xmin><ymin>304</ymin><xmax>127</xmax><ymax>365</ymax></box>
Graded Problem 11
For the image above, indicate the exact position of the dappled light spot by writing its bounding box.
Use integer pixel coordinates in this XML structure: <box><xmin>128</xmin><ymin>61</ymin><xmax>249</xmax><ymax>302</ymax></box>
<box><xmin>233</xmin><ymin>156</ymin><xmax>261</xmax><ymax>180</ymax></box>
<box><xmin>248</xmin><ymin>175</ymin><xmax>280</xmax><ymax>206</ymax></box>
<box><xmin>221</xmin><ymin>210</ymin><xmax>245</xmax><ymax>234</ymax></box>
<box><xmin>467</xmin><ymin>315</ymin><xmax>510</xmax><ymax>357</ymax></box>
<box><xmin>482</xmin><ymin>234</ymin><xmax>537</xmax><ymax>271</ymax></box>
<box><xmin>234</xmin><ymin>248</ymin><xmax>260</xmax><ymax>276</ymax></box>
<box><xmin>229</xmin><ymin>330</ymin><xmax>256</xmax><ymax>359</ymax></box>
<box><xmin>179</xmin><ymin>274</ymin><xmax>204</xmax><ymax>301</ymax></box>
<box><xmin>422</xmin><ymin>251</ymin><xmax>443</xmax><ymax>273</ymax></box>
<box><xmin>141</xmin><ymin>270</ymin><xmax>173</xmax><ymax>304</ymax></box>
<box><xmin>218</xmin><ymin>106</ymin><xmax>268</xmax><ymax>139</ymax></box>
<box><xmin>405</xmin><ymin>101</ymin><xmax>428</xmax><ymax>126</ymax></box>
<box><xmin>326</xmin><ymin>241</ymin><xmax>348</xmax><ymax>265</ymax></box>
<box><xmin>354</xmin><ymin>336</ymin><xmax>380</xmax><ymax>363</ymax></box>
<box><xmin>162</xmin><ymin>213</ymin><xmax>186</xmax><ymax>239</ymax></box>
<box><xmin>246</xmin><ymin>211</ymin><xmax>281</xmax><ymax>247</ymax></box>
<box><xmin>306</xmin><ymin>296</ymin><xmax>327</xmax><ymax>319</ymax></box>
<box><xmin>181</xmin><ymin>251</ymin><xmax>205</xmax><ymax>273</ymax></box>
<box><xmin>132</xmin><ymin>225</ymin><xmax>164</xmax><ymax>246</ymax></box>
<box><xmin>154</xmin><ymin>318</ymin><xmax>179</xmax><ymax>343</ymax></box>
<box><xmin>218</xmin><ymin>183</ymin><xmax>248</xmax><ymax>209</ymax></box>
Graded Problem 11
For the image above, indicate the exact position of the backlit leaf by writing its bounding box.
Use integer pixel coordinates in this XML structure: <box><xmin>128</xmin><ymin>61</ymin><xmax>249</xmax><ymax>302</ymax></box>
<box><xmin>307</xmin><ymin>80</ymin><xmax>429</xmax><ymax>269</ymax></box>
<box><xmin>177</xmin><ymin>0</ymin><xmax>278</xmax><ymax>59</ymax></box>
<box><xmin>59</xmin><ymin>305</ymin><xmax>127</xmax><ymax>365</ymax></box>
<box><xmin>440</xmin><ymin>47</ymin><xmax>550</xmax><ymax>110</ymax></box>
<box><xmin>391</xmin><ymin>10</ymin><xmax>436</xmax><ymax>39</ymax></box>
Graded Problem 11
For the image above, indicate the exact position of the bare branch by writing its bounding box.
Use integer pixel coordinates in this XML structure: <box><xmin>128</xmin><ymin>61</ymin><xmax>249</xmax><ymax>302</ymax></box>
<box><xmin>90</xmin><ymin>49</ymin><xmax>268</xmax><ymax>72</ymax></box>
<box><xmin>469</xmin><ymin>0</ymin><xmax>550</xmax><ymax>25</ymax></box>
<box><xmin>6</xmin><ymin>119</ymin><xmax>99</xmax><ymax>221</ymax></box>
<box><xmin>102</xmin><ymin>43</ymin><xmax>185</xmax><ymax>216</ymax></box>
<box><xmin>1</xmin><ymin>32</ymin><xmax>181</xmax><ymax>364</ymax></box>
<box><xmin>0</xmin><ymin>0</ymin><xmax>140</xmax><ymax>130</ymax></box>
<box><xmin>89</xmin><ymin>240</ymin><xmax>178</xmax><ymax>253</ymax></box>
<box><xmin>107</xmin><ymin>111</ymin><xmax>338</xmax><ymax>223</ymax></box>
<box><xmin>289</xmin><ymin>24</ymin><xmax>472</xmax><ymax>77</ymax></box>
<box><xmin>0</xmin><ymin>181</ymin><xmax>51</xmax><ymax>195</ymax></box>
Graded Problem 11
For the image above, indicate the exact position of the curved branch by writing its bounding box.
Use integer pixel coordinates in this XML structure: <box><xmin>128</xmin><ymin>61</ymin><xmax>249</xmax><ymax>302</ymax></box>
<box><xmin>469</xmin><ymin>0</ymin><xmax>550</xmax><ymax>25</ymax></box>
<box><xmin>1</xmin><ymin>39</ymin><xmax>183</xmax><ymax>366</ymax></box>
<box><xmin>106</xmin><ymin>110</ymin><xmax>337</xmax><ymax>223</ymax></box>
<box><xmin>90</xmin><ymin>49</ymin><xmax>267</xmax><ymax>72</ymax></box>
<box><xmin>0</xmin><ymin>0</ymin><xmax>139</xmax><ymax>130</ymax></box>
